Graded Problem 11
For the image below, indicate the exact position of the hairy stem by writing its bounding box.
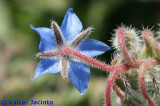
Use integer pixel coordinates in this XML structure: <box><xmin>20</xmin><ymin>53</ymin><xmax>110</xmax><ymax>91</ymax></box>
<box><xmin>106</xmin><ymin>69</ymin><xmax>122</xmax><ymax>106</ymax></box>
<box><xmin>62</xmin><ymin>47</ymin><xmax>114</xmax><ymax>71</ymax></box>
<box><xmin>61</xmin><ymin>47</ymin><xmax>159</xmax><ymax>71</ymax></box>
<box><xmin>118</xmin><ymin>28</ymin><xmax>133</xmax><ymax>64</ymax></box>
<box><xmin>142</xmin><ymin>30</ymin><xmax>160</xmax><ymax>58</ymax></box>
<box><xmin>139</xmin><ymin>62</ymin><xmax>158</xmax><ymax>106</ymax></box>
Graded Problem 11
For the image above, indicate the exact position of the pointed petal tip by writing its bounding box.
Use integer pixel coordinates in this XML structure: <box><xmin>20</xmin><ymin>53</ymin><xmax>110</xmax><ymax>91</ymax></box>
<box><xmin>68</xmin><ymin>61</ymin><xmax>90</xmax><ymax>96</ymax></box>
<box><xmin>80</xmin><ymin>90</ymin><xmax>86</xmax><ymax>95</ymax></box>
<box><xmin>107</xmin><ymin>45</ymin><xmax>111</xmax><ymax>50</ymax></box>
<box><xmin>68</xmin><ymin>8</ymin><xmax>73</xmax><ymax>12</ymax></box>
<box><xmin>30</xmin><ymin>24</ymin><xmax>35</xmax><ymax>29</ymax></box>
<box><xmin>103</xmin><ymin>43</ymin><xmax>111</xmax><ymax>51</ymax></box>
<box><xmin>29</xmin><ymin>78</ymin><xmax>35</xmax><ymax>82</ymax></box>
<box><xmin>78</xmin><ymin>39</ymin><xmax>111</xmax><ymax>57</ymax></box>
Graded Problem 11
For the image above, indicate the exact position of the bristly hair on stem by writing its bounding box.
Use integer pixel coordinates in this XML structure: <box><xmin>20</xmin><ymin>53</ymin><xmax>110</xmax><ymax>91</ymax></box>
<box><xmin>105</xmin><ymin>26</ymin><xmax>160</xmax><ymax>106</ymax></box>
<box><xmin>139</xmin><ymin>62</ymin><xmax>158</xmax><ymax>106</ymax></box>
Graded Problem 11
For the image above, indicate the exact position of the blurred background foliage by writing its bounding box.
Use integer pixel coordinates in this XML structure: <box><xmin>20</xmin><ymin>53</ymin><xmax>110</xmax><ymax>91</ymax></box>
<box><xmin>1</xmin><ymin>0</ymin><xmax>160</xmax><ymax>106</ymax></box>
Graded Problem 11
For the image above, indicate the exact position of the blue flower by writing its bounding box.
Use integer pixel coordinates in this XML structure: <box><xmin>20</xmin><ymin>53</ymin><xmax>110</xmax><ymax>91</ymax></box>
<box><xmin>30</xmin><ymin>8</ymin><xmax>111</xmax><ymax>95</ymax></box>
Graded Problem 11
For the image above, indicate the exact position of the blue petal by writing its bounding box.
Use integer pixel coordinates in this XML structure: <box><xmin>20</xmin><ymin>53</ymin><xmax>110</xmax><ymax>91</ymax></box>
<box><xmin>61</xmin><ymin>8</ymin><xmax>83</xmax><ymax>42</ymax></box>
<box><xmin>78</xmin><ymin>39</ymin><xmax>111</xmax><ymax>57</ymax></box>
<box><xmin>68</xmin><ymin>60</ymin><xmax>90</xmax><ymax>95</ymax></box>
<box><xmin>30</xmin><ymin>24</ymin><xmax>57</xmax><ymax>52</ymax></box>
<box><xmin>30</xmin><ymin>59</ymin><xmax>60</xmax><ymax>81</ymax></box>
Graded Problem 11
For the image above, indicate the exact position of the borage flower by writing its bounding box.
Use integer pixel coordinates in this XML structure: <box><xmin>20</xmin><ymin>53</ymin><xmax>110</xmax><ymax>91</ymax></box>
<box><xmin>30</xmin><ymin>8</ymin><xmax>110</xmax><ymax>95</ymax></box>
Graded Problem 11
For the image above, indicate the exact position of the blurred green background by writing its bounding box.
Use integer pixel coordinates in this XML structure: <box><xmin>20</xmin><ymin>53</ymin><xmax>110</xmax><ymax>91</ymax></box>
<box><xmin>1</xmin><ymin>0</ymin><xmax>160</xmax><ymax>106</ymax></box>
